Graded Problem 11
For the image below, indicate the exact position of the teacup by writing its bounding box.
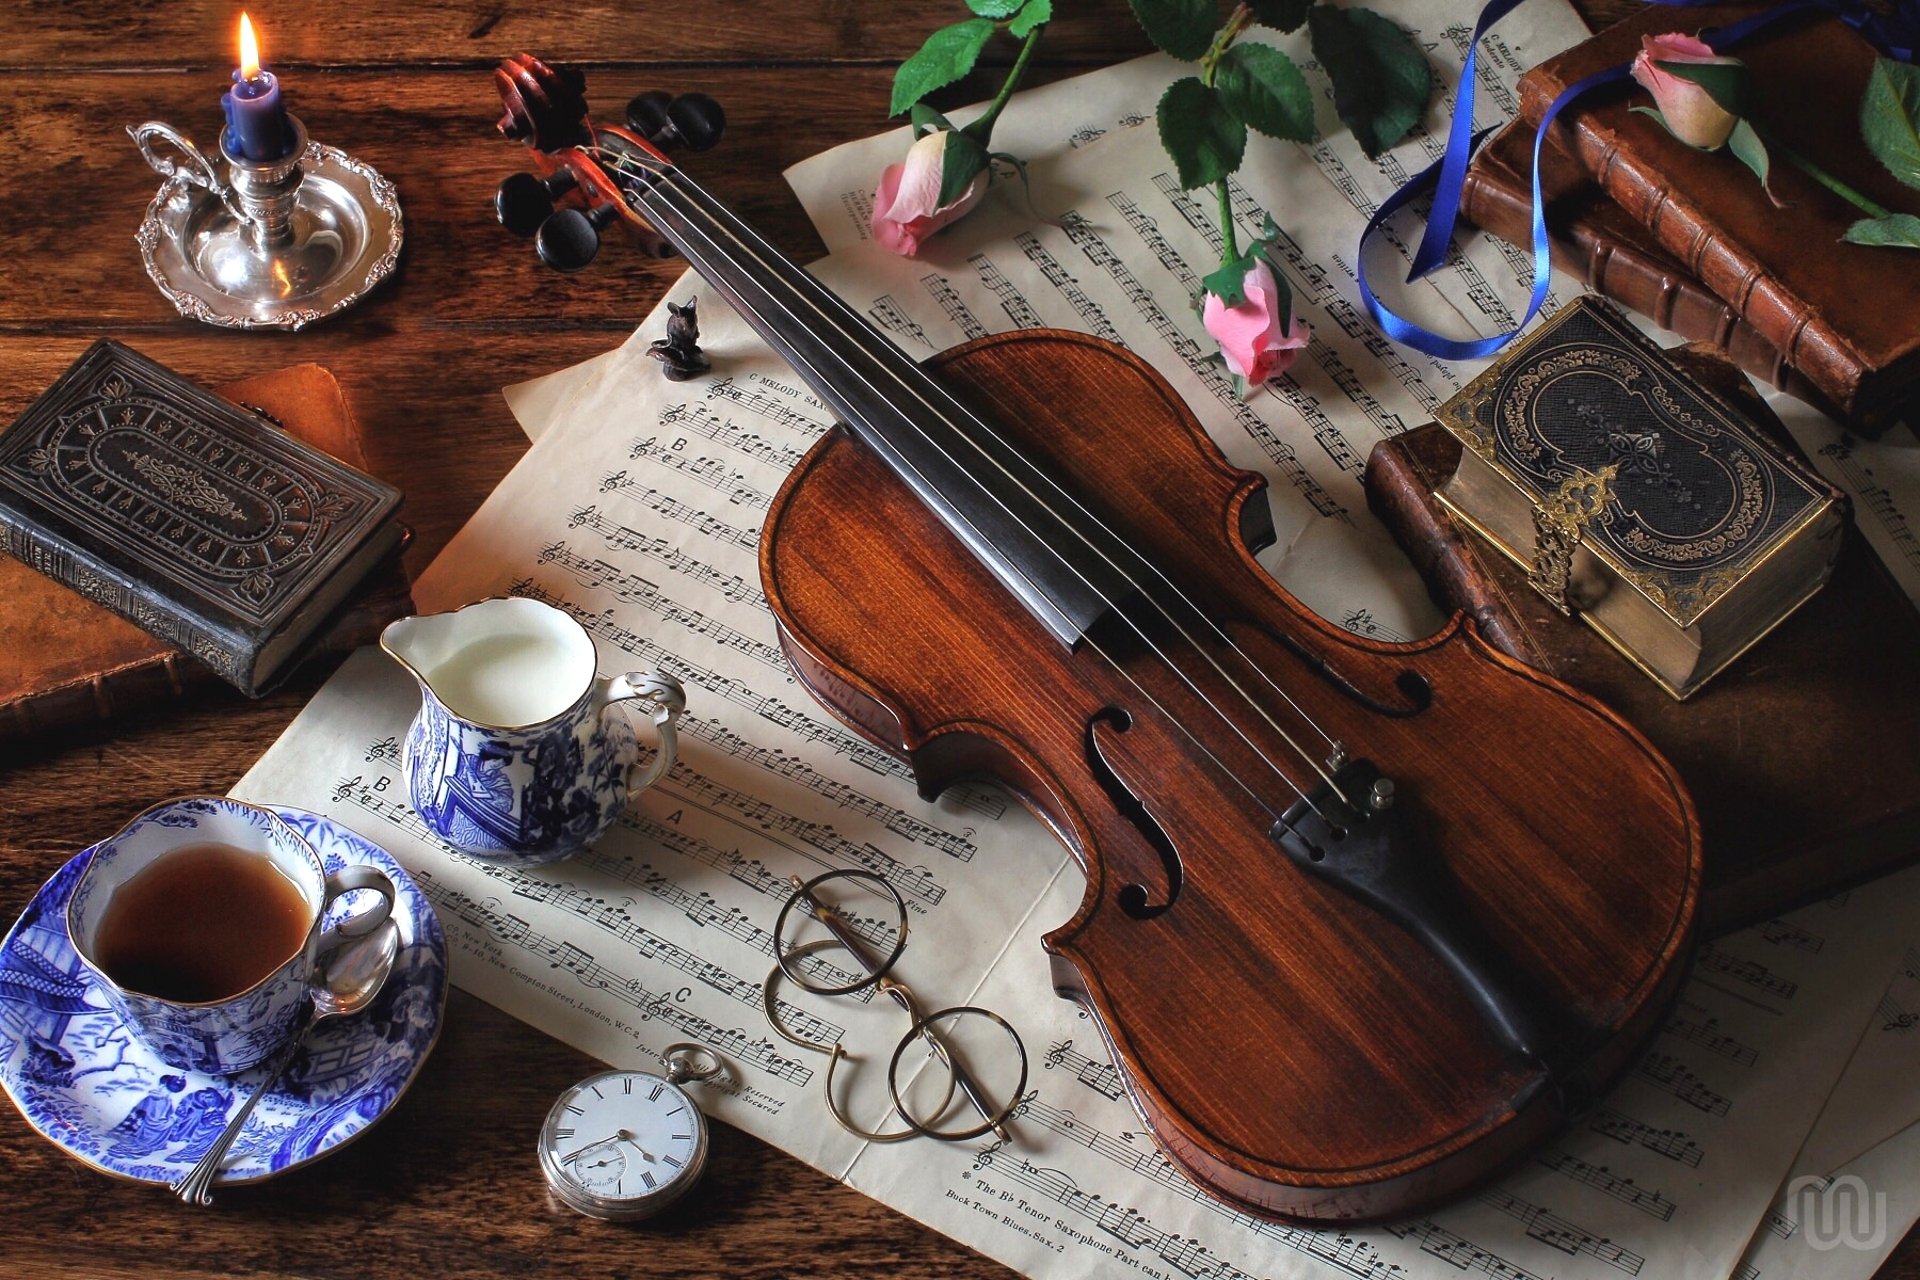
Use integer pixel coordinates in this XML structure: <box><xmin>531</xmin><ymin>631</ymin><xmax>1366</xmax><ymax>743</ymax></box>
<box><xmin>66</xmin><ymin>796</ymin><xmax>395</xmax><ymax>1075</ymax></box>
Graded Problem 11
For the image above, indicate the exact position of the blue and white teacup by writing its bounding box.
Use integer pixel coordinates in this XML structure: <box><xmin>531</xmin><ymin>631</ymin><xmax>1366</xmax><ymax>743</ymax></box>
<box><xmin>66</xmin><ymin>796</ymin><xmax>395</xmax><ymax>1075</ymax></box>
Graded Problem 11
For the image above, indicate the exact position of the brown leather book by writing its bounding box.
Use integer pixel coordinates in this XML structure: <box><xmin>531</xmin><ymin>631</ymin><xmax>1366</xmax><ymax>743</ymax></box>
<box><xmin>1460</xmin><ymin>118</ymin><xmax>1833</xmax><ymax>410</ymax></box>
<box><xmin>1365</xmin><ymin>350</ymin><xmax>1920</xmax><ymax>930</ymax></box>
<box><xmin>1517</xmin><ymin>6</ymin><xmax>1920</xmax><ymax>435</ymax></box>
<box><xmin>0</xmin><ymin>363</ymin><xmax>413</xmax><ymax>739</ymax></box>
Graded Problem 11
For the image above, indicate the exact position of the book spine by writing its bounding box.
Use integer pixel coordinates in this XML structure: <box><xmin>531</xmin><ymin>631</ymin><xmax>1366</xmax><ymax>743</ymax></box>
<box><xmin>1362</xmin><ymin>440</ymin><xmax>1550</xmax><ymax>672</ymax></box>
<box><xmin>0</xmin><ymin>514</ymin><xmax>259</xmax><ymax>695</ymax></box>
<box><xmin>1518</xmin><ymin>82</ymin><xmax>1867</xmax><ymax>418</ymax></box>
<box><xmin>1458</xmin><ymin>164</ymin><xmax>1809</xmax><ymax>397</ymax></box>
<box><xmin>0</xmin><ymin>654</ymin><xmax>197</xmax><ymax>741</ymax></box>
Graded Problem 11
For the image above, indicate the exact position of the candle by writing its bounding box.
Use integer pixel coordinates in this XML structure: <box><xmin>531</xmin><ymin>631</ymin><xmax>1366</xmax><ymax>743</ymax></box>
<box><xmin>221</xmin><ymin>13</ymin><xmax>293</xmax><ymax>161</ymax></box>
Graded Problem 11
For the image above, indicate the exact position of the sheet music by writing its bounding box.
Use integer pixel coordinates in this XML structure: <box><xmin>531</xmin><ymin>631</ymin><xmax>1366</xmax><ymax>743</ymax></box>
<box><xmin>1734</xmin><ymin>1119</ymin><xmax>1920</xmax><ymax>1280</ymax></box>
<box><xmin>1724</xmin><ymin>945</ymin><xmax>1920</xmax><ymax>1280</ymax></box>
<box><xmin>233</xmin><ymin>3</ymin><xmax>1920</xmax><ymax>1276</ymax></box>
<box><xmin>1788</xmin><ymin>943</ymin><xmax>1920</xmax><ymax>1179</ymax></box>
<box><xmin>783</xmin><ymin>0</ymin><xmax>1589</xmax><ymax>400</ymax></box>
<box><xmin>1771</xmin><ymin>404</ymin><xmax>1920</xmax><ymax>605</ymax></box>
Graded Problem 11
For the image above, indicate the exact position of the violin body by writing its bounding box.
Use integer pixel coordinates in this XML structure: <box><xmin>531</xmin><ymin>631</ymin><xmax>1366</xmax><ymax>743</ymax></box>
<box><xmin>761</xmin><ymin>330</ymin><xmax>1702</xmax><ymax>1223</ymax></box>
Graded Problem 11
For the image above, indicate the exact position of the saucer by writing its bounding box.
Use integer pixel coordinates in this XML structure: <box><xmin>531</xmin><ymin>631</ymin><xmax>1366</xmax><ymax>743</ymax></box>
<box><xmin>135</xmin><ymin>141</ymin><xmax>404</xmax><ymax>331</ymax></box>
<box><xmin>0</xmin><ymin>807</ymin><xmax>447</xmax><ymax>1187</ymax></box>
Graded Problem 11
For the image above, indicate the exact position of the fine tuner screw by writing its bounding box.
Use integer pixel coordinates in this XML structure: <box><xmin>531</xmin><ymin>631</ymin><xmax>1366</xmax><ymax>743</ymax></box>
<box><xmin>536</xmin><ymin>202</ymin><xmax>621</xmax><ymax>272</ymax></box>
<box><xmin>624</xmin><ymin>91</ymin><xmax>726</xmax><ymax>153</ymax></box>
<box><xmin>494</xmin><ymin>167</ymin><xmax>579</xmax><ymax>238</ymax></box>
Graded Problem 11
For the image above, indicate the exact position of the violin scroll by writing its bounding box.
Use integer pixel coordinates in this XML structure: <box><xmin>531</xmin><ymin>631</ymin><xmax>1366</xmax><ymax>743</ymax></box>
<box><xmin>494</xmin><ymin>54</ymin><xmax>589</xmax><ymax>152</ymax></box>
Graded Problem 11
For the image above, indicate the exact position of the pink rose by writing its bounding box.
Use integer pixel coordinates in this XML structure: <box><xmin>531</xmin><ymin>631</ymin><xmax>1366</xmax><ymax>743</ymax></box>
<box><xmin>870</xmin><ymin>130</ymin><xmax>991</xmax><ymax>257</ymax></box>
<box><xmin>1202</xmin><ymin>259</ymin><xmax>1310</xmax><ymax>391</ymax></box>
<box><xmin>1631</xmin><ymin>33</ymin><xmax>1741</xmax><ymax>150</ymax></box>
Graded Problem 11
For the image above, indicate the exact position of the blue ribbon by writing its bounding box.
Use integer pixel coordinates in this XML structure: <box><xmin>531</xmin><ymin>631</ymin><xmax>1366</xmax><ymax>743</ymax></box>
<box><xmin>1357</xmin><ymin>0</ymin><xmax>1903</xmax><ymax>361</ymax></box>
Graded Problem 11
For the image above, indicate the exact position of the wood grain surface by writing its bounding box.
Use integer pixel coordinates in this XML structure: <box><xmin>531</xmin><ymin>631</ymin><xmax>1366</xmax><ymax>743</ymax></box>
<box><xmin>0</xmin><ymin>1</ymin><xmax>1912</xmax><ymax>1276</ymax></box>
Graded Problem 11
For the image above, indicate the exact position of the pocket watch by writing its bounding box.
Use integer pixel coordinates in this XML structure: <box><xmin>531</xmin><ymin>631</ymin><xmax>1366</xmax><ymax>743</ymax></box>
<box><xmin>536</xmin><ymin>1043</ymin><xmax>724</xmax><ymax>1221</ymax></box>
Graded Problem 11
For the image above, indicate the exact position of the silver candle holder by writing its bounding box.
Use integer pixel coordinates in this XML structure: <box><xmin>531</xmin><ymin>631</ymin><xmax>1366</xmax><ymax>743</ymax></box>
<box><xmin>129</xmin><ymin>113</ymin><xmax>403</xmax><ymax>329</ymax></box>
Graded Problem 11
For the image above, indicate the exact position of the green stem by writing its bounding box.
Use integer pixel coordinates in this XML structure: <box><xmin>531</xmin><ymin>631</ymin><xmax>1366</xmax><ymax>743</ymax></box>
<box><xmin>1759</xmin><ymin>124</ymin><xmax>1892</xmax><ymax>219</ymax></box>
<box><xmin>968</xmin><ymin>22</ymin><xmax>1046</xmax><ymax>143</ymax></box>
<box><xmin>1200</xmin><ymin>3</ymin><xmax>1255</xmax><ymax>85</ymax></box>
<box><xmin>1200</xmin><ymin>4</ymin><xmax>1253</xmax><ymax>268</ymax></box>
<box><xmin>1216</xmin><ymin>181</ymin><xmax>1240</xmax><ymax>266</ymax></box>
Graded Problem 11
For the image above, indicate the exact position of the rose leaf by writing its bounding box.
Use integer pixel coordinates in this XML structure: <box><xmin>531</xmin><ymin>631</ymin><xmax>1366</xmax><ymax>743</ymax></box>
<box><xmin>1216</xmin><ymin>44</ymin><xmax>1315</xmax><ymax>141</ymax></box>
<box><xmin>1158</xmin><ymin>77</ymin><xmax>1249</xmax><ymax>189</ymax></box>
<box><xmin>890</xmin><ymin>19</ymin><xmax>997</xmax><ymax>117</ymax></box>
<box><xmin>1863</xmin><ymin>57</ymin><xmax>1920</xmax><ymax>190</ymax></box>
<box><xmin>1126</xmin><ymin>0</ymin><xmax>1217</xmax><ymax>62</ymax></box>
<box><xmin>1308</xmin><ymin>6</ymin><xmax>1432</xmax><ymax>159</ymax></box>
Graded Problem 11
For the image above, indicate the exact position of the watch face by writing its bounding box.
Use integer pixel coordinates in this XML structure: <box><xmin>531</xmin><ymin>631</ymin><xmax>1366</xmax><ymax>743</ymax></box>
<box><xmin>539</xmin><ymin>1069</ymin><xmax>709</xmax><ymax>1219</ymax></box>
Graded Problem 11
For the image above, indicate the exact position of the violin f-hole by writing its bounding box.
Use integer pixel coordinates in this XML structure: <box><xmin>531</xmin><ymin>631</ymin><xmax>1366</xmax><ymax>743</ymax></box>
<box><xmin>1084</xmin><ymin>708</ymin><xmax>1184</xmax><ymax>920</ymax></box>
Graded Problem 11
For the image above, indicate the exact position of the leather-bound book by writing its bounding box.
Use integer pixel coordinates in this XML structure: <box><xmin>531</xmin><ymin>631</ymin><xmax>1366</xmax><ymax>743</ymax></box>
<box><xmin>1365</xmin><ymin>348</ymin><xmax>1920</xmax><ymax>931</ymax></box>
<box><xmin>0</xmin><ymin>360</ymin><xmax>413</xmax><ymax>739</ymax></box>
<box><xmin>1517</xmin><ymin>6</ymin><xmax>1920</xmax><ymax>435</ymax></box>
<box><xmin>1459</xmin><ymin>118</ymin><xmax>1831</xmax><ymax>411</ymax></box>
<box><xmin>1435</xmin><ymin>297</ymin><xmax>1843</xmax><ymax>700</ymax></box>
<box><xmin>0</xmin><ymin>342</ymin><xmax>403</xmax><ymax>697</ymax></box>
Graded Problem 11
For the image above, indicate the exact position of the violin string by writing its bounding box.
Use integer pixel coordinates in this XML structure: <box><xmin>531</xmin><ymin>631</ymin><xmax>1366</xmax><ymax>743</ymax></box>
<box><xmin>633</xmin><ymin>160</ymin><xmax>1356</xmax><ymax>801</ymax></box>
<box><xmin>611</xmin><ymin>151</ymin><xmax>1343</xmax><ymax>819</ymax></box>
<box><xmin>596</xmin><ymin>159</ymin><xmax>1295</xmax><ymax>826</ymax></box>
<box><xmin>637</xmin><ymin>164</ymin><xmax>1351</xmax><ymax>771</ymax></box>
<box><xmin>599</xmin><ymin>148</ymin><xmax>1340</xmax><ymax>819</ymax></box>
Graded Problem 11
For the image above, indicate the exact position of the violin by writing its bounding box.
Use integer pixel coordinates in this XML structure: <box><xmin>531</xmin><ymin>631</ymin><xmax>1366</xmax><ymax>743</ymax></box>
<box><xmin>491</xmin><ymin>55</ymin><xmax>1703</xmax><ymax>1224</ymax></box>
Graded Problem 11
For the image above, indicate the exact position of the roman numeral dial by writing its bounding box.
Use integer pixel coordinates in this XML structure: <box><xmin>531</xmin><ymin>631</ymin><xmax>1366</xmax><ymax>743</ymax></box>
<box><xmin>537</xmin><ymin>1067</ymin><xmax>711</xmax><ymax>1221</ymax></box>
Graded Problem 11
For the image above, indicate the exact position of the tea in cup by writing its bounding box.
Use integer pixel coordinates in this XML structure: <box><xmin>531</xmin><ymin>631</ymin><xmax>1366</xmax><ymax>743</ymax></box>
<box><xmin>66</xmin><ymin>796</ymin><xmax>395</xmax><ymax>1074</ymax></box>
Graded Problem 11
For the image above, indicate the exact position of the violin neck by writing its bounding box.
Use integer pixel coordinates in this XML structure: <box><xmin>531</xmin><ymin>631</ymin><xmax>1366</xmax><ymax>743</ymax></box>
<box><xmin>614</xmin><ymin>145</ymin><xmax>1134</xmax><ymax>647</ymax></box>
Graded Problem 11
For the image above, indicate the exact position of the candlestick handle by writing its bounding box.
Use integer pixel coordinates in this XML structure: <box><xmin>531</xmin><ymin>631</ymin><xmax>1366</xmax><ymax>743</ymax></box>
<box><xmin>128</xmin><ymin>122</ymin><xmax>247</xmax><ymax>224</ymax></box>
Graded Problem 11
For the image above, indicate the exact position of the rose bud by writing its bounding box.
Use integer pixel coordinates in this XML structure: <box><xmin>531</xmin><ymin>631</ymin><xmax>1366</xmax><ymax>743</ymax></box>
<box><xmin>870</xmin><ymin>129</ymin><xmax>992</xmax><ymax>257</ymax></box>
<box><xmin>1631</xmin><ymin>33</ymin><xmax>1742</xmax><ymax>150</ymax></box>
<box><xmin>1202</xmin><ymin>259</ymin><xmax>1311</xmax><ymax>391</ymax></box>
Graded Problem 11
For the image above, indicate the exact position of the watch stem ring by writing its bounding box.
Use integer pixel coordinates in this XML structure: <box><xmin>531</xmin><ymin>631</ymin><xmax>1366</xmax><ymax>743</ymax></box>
<box><xmin>660</xmin><ymin>1041</ymin><xmax>726</xmax><ymax>1085</ymax></box>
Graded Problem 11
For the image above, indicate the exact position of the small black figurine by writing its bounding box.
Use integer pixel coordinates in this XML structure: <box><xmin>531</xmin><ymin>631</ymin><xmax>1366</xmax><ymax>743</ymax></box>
<box><xmin>649</xmin><ymin>298</ymin><xmax>711</xmax><ymax>382</ymax></box>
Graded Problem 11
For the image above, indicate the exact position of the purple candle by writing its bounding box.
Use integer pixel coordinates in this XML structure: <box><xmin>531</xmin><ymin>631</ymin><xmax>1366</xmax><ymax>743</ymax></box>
<box><xmin>221</xmin><ymin>13</ymin><xmax>292</xmax><ymax>161</ymax></box>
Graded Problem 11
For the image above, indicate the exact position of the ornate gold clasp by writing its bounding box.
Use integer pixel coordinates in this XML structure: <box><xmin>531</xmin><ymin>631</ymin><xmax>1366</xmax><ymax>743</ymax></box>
<box><xmin>1528</xmin><ymin>464</ymin><xmax>1617</xmax><ymax>613</ymax></box>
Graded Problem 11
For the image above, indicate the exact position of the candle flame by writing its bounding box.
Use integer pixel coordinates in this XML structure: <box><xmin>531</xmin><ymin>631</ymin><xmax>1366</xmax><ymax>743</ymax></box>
<box><xmin>238</xmin><ymin>12</ymin><xmax>262</xmax><ymax>80</ymax></box>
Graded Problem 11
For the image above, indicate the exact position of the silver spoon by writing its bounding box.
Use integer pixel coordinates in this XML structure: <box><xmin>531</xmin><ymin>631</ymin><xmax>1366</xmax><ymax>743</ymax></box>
<box><xmin>171</xmin><ymin>919</ymin><xmax>402</xmax><ymax>1206</ymax></box>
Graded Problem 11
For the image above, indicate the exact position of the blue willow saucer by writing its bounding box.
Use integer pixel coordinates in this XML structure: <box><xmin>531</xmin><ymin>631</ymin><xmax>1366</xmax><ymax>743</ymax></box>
<box><xmin>0</xmin><ymin>807</ymin><xmax>447</xmax><ymax>1187</ymax></box>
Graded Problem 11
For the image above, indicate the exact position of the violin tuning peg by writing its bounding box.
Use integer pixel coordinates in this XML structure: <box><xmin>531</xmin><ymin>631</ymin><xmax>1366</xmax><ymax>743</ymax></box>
<box><xmin>669</xmin><ymin>94</ymin><xmax>726</xmax><ymax>152</ymax></box>
<box><xmin>624</xmin><ymin>91</ymin><xmax>726</xmax><ymax>153</ymax></box>
<box><xmin>625</xmin><ymin>91</ymin><xmax>673</xmax><ymax>142</ymax></box>
<box><xmin>535</xmin><ymin>203</ymin><xmax>618</xmax><ymax>273</ymax></box>
<box><xmin>494</xmin><ymin>168</ymin><xmax>579</xmax><ymax>237</ymax></box>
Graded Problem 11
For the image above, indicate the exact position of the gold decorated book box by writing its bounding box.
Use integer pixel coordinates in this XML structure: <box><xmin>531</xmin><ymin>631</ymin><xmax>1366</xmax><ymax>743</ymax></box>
<box><xmin>1435</xmin><ymin>299</ymin><xmax>1844</xmax><ymax>699</ymax></box>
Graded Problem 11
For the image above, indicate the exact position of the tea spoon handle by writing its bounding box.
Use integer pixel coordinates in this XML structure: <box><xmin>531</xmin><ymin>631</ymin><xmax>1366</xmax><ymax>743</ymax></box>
<box><xmin>170</xmin><ymin>1016</ymin><xmax>310</xmax><ymax>1206</ymax></box>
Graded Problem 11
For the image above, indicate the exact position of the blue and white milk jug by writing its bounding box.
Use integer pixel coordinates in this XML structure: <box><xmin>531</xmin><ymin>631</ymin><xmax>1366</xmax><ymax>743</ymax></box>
<box><xmin>381</xmin><ymin>596</ymin><xmax>684</xmax><ymax>866</ymax></box>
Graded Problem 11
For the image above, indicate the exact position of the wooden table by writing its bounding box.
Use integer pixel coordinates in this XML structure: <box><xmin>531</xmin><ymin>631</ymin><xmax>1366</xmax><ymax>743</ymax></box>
<box><xmin>1</xmin><ymin>2</ymin><xmax>1913</xmax><ymax>1276</ymax></box>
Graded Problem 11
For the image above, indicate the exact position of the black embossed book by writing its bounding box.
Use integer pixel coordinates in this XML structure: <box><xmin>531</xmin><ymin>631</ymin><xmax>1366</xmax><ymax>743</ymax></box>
<box><xmin>0</xmin><ymin>340</ymin><xmax>403</xmax><ymax>696</ymax></box>
<box><xmin>1434</xmin><ymin>299</ymin><xmax>1844</xmax><ymax>700</ymax></box>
